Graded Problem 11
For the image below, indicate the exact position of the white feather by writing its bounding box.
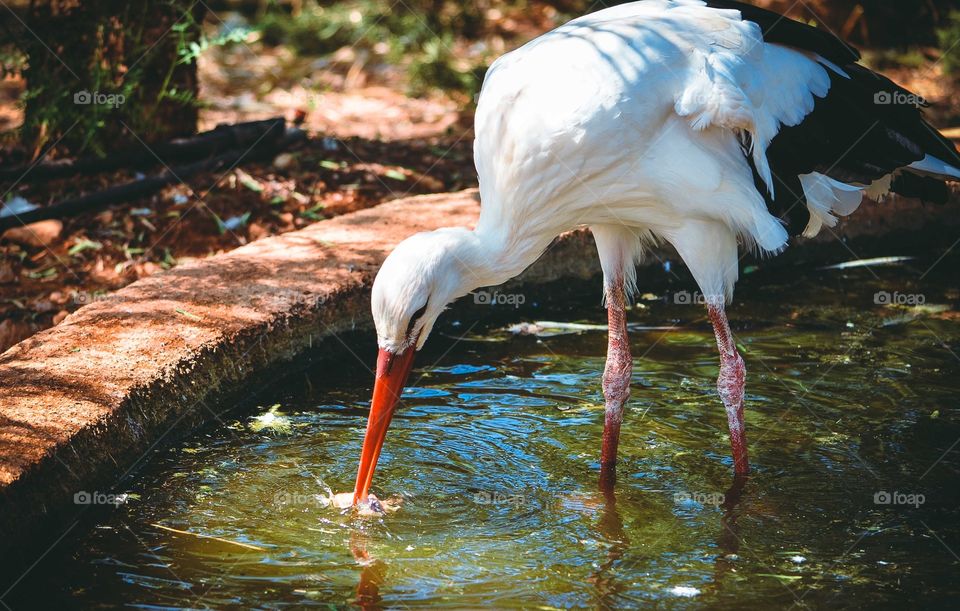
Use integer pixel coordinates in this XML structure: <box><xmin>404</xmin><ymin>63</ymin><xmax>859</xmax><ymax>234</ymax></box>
<box><xmin>798</xmin><ymin>173</ymin><xmax>864</xmax><ymax>238</ymax></box>
<box><xmin>591</xmin><ymin>224</ymin><xmax>651</xmax><ymax>302</ymax></box>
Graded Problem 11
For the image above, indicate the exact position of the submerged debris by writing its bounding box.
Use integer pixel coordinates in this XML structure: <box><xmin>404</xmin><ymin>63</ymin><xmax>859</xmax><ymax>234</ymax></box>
<box><xmin>668</xmin><ymin>586</ymin><xmax>701</xmax><ymax>598</ymax></box>
<box><xmin>249</xmin><ymin>404</ymin><xmax>293</xmax><ymax>434</ymax></box>
<box><xmin>508</xmin><ymin>320</ymin><xmax>675</xmax><ymax>337</ymax></box>
<box><xmin>509</xmin><ymin>321</ymin><xmax>605</xmax><ymax>336</ymax></box>
<box><xmin>150</xmin><ymin>523</ymin><xmax>265</xmax><ymax>551</ymax></box>
<box><xmin>880</xmin><ymin>303</ymin><xmax>950</xmax><ymax>327</ymax></box>
<box><xmin>819</xmin><ymin>256</ymin><xmax>915</xmax><ymax>270</ymax></box>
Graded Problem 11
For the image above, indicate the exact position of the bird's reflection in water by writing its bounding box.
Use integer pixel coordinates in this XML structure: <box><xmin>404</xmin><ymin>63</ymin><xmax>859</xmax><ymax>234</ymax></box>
<box><xmin>587</xmin><ymin>474</ymin><xmax>751</xmax><ymax>606</ymax></box>
<box><xmin>716</xmin><ymin>474</ymin><xmax>749</xmax><ymax>578</ymax></box>
<box><xmin>588</xmin><ymin>485</ymin><xmax>629</xmax><ymax>607</ymax></box>
<box><xmin>350</xmin><ymin>532</ymin><xmax>387</xmax><ymax>610</ymax></box>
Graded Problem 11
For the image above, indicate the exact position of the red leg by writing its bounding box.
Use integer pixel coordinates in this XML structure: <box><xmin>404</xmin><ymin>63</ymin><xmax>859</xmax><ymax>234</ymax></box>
<box><xmin>707</xmin><ymin>303</ymin><xmax>749</xmax><ymax>475</ymax></box>
<box><xmin>600</xmin><ymin>277</ymin><xmax>631</xmax><ymax>490</ymax></box>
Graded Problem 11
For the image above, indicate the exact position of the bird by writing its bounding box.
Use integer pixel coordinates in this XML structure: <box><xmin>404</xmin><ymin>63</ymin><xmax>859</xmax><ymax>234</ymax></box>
<box><xmin>351</xmin><ymin>0</ymin><xmax>960</xmax><ymax>504</ymax></box>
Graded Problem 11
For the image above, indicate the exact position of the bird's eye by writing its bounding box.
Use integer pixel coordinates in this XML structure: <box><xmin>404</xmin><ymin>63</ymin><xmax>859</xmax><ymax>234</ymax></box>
<box><xmin>406</xmin><ymin>303</ymin><xmax>428</xmax><ymax>338</ymax></box>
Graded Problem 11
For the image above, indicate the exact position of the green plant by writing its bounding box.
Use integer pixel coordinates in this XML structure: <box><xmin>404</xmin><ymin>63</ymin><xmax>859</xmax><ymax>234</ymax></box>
<box><xmin>259</xmin><ymin>0</ymin><xmax>501</xmax><ymax>100</ymax></box>
<box><xmin>6</xmin><ymin>1</ymin><xmax>207</xmax><ymax>157</ymax></box>
<box><xmin>937</xmin><ymin>11</ymin><xmax>960</xmax><ymax>75</ymax></box>
<box><xmin>408</xmin><ymin>38</ymin><xmax>484</xmax><ymax>97</ymax></box>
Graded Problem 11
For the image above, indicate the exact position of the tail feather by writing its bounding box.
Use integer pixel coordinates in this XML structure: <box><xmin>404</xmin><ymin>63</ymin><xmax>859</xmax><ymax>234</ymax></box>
<box><xmin>907</xmin><ymin>155</ymin><xmax>960</xmax><ymax>181</ymax></box>
<box><xmin>799</xmin><ymin>172</ymin><xmax>863</xmax><ymax>238</ymax></box>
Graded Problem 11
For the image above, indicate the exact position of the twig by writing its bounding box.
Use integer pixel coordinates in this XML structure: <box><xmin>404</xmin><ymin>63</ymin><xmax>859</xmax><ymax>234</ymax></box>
<box><xmin>0</xmin><ymin>126</ymin><xmax>306</xmax><ymax>232</ymax></box>
<box><xmin>0</xmin><ymin>118</ymin><xmax>287</xmax><ymax>182</ymax></box>
<box><xmin>149</xmin><ymin>523</ymin><xmax>266</xmax><ymax>551</ymax></box>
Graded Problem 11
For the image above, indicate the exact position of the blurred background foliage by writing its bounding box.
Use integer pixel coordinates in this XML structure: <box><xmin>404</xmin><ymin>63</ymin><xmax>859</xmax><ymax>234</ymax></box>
<box><xmin>254</xmin><ymin>0</ymin><xmax>960</xmax><ymax>92</ymax></box>
<box><xmin>1</xmin><ymin>1</ymin><xmax>206</xmax><ymax>157</ymax></box>
<box><xmin>258</xmin><ymin>0</ymin><xmax>496</xmax><ymax>97</ymax></box>
<box><xmin>1</xmin><ymin>0</ymin><xmax>959</xmax><ymax>158</ymax></box>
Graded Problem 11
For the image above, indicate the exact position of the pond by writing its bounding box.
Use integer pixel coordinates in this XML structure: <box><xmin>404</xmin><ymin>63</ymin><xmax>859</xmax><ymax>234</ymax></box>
<box><xmin>6</xmin><ymin>252</ymin><xmax>960</xmax><ymax>608</ymax></box>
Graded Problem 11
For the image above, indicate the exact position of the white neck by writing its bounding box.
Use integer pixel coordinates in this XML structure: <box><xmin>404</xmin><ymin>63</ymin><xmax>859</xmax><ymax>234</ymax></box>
<box><xmin>450</xmin><ymin>225</ymin><xmax>558</xmax><ymax>294</ymax></box>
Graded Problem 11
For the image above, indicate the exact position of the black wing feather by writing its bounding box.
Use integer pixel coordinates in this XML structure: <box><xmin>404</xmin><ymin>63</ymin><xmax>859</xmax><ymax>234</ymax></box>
<box><xmin>768</xmin><ymin>65</ymin><xmax>960</xmax><ymax>187</ymax></box>
<box><xmin>890</xmin><ymin>173</ymin><xmax>951</xmax><ymax>204</ymax></box>
<box><xmin>703</xmin><ymin>1</ymin><xmax>960</xmax><ymax>233</ymax></box>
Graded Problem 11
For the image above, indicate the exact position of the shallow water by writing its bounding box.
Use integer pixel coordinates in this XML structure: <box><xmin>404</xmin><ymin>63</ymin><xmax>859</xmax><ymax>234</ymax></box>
<box><xmin>7</xmin><ymin>255</ymin><xmax>960</xmax><ymax>608</ymax></box>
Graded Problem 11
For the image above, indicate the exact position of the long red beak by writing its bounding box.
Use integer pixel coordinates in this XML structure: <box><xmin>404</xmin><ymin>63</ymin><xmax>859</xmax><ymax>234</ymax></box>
<box><xmin>352</xmin><ymin>347</ymin><xmax>416</xmax><ymax>504</ymax></box>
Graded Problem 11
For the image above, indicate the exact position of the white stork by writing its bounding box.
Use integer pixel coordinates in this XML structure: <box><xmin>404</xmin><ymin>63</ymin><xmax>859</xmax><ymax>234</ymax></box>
<box><xmin>350</xmin><ymin>0</ymin><xmax>960</xmax><ymax>504</ymax></box>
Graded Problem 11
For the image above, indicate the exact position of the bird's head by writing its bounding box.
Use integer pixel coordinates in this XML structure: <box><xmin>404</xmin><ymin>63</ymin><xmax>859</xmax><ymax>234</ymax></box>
<box><xmin>354</xmin><ymin>227</ymin><xmax>484</xmax><ymax>504</ymax></box>
<box><xmin>371</xmin><ymin>227</ymin><xmax>481</xmax><ymax>353</ymax></box>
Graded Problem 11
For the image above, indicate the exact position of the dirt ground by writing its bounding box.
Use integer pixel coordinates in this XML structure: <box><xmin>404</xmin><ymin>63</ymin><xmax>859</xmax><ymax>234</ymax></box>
<box><xmin>0</xmin><ymin>30</ymin><xmax>482</xmax><ymax>353</ymax></box>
